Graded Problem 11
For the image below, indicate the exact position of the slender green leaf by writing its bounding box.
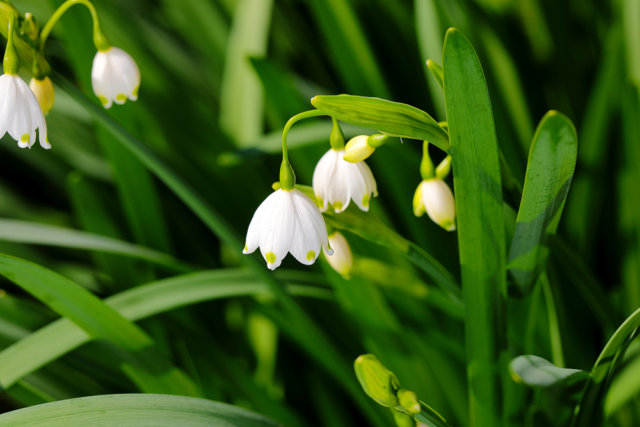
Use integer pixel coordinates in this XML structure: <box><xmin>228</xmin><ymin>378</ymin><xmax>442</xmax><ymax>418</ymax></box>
<box><xmin>307</xmin><ymin>0</ymin><xmax>389</xmax><ymax>97</ymax></box>
<box><xmin>415</xmin><ymin>0</ymin><xmax>445</xmax><ymax>118</ymax></box>
<box><xmin>443</xmin><ymin>28</ymin><xmax>506</xmax><ymax>426</ymax></box>
<box><xmin>426</xmin><ymin>59</ymin><xmax>444</xmax><ymax>89</ymax></box>
<box><xmin>0</xmin><ymin>394</ymin><xmax>278</xmax><ymax>426</ymax></box>
<box><xmin>219</xmin><ymin>0</ymin><xmax>273</xmax><ymax>146</ymax></box>
<box><xmin>509</xmin><ymin>355</ymin><xmax>587</xmax><ymax>388</ymax></box>
<box><xmin>0</xmin><ymin>254</ymin><xmax>199</xmax><ymax>396</ymax></box>
<box><xmin>507</xmin><ymin>111</ymin><xmax>577</xmax><ymax>295</ymax></box>
<box><xmin>572</xmin><ymin>307</ymin><xmax>640</xmax><ymax>426</ymax></box>
<box><xmin>605</xmin><ymin>346</ymin><xmax>640</xmax><ymax>416</ymax></box>
<box><xmin>0</xmin><ymin>269</ymin><xmax>329</xmax><ymax>394</ymax></box>
<box><xmin>311</xmin><ymin>95</ymin><xmax>450</xmax><ymax>151</ymax></box>
<box><xmin>0</xmin><ymin>218</ymin><xmax>191</xmax><ymax>272</ymax></box>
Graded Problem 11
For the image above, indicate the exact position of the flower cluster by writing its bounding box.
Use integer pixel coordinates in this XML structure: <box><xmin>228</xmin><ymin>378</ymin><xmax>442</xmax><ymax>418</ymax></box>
<box><xmin>0</xmin><ymin>2</ymin><xmax>140</xmax><ymax>150</ymax></box>
<box><xmin>244</xmin><ymin>116</ymin><xmax>457</xmax><ymax>274</ymax></box>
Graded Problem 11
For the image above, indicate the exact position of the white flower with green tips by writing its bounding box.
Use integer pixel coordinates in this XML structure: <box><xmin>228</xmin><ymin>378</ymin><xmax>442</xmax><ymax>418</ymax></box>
<box><xmin>0</xmin><ymin>74</ymin><xmax>50</xmax><ymax>149</ymax></box>
<box><xmin>413</xmin><ymin>178</ymin><xmax>456</xmax><ymax>231</ymax></box>
<box><xmin>91</xmin><ymin>47</ymin><xmax>140</xmax><ymax>109</ymax></box>
<box><xmin>312</xmin><ymin>148</ymin><xmax>378</xmax><ymax>213</ymax></box>
<box><xmin>243</xmin><ymin>188</ymin><xmax>332</xmax><ymax>270</ymax></box>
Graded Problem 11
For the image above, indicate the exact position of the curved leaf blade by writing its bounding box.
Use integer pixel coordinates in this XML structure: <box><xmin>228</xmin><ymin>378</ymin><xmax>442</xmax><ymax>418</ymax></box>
<box><xmin>509</xmin><ymin>355</ymin><xmax>587</xmax><ymax>388</ymax></box>
<box><xmin>507</xmin><ymin>111</ymin><xmax>578</xmax><ymax>295</ymax></box>
<box><xmin>0</xmin><ymin>394</ymin><xmax>278</xmax><ymax>426</ymax></box>
<box><xmin>311</xmin><ymin>94</ymin><xmax>450</xmax><ymax>151</ymax></box>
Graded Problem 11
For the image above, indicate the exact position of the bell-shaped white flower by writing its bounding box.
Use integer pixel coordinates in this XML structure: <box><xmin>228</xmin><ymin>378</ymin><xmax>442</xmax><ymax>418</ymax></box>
<box><xmin>413</xmin><ymin>179</ymin><xmax>456</xmax><ymax>231</ymax></box>
<box><xmin>313</xmin><ymin>148</ymin><xmax>378</xmax><ymax>213</ymax></box>
<box><xmin>91</xmin><ymin>47</ymin><xmax>140</xmax><ymax>109</ymax></box>
<box><xmin>324</xmin><ymin>231</ymin><xmax>353</xmax><ymax>278</ymax></box>
<box><xmin>243</xmin><ymin>188</ymin><xmax>332</xmax><ymax>270</ymax></box>
<box><xmin>0</xmin><ymin>74</ymin><xmax>50</xmax><ymax>149</ymax></box>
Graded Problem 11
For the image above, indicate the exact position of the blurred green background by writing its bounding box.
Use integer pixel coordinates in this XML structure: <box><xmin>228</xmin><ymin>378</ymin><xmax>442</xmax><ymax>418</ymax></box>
<box><xmin>0</xmin><ymin>0</ymin><xmax>638</xmax><ymax>425</ymax></box>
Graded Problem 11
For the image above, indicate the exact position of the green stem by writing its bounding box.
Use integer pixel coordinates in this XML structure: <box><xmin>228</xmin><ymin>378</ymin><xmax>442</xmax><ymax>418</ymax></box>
<box><xmin>420</xmin><ymin>141</ymin><xmax>434</xmax><ymax>180</ymax></box>
<box><xmin>39</xmin><ymin>0</ymin><xmax>110</xmax><ymax>54</ymax></box>
<box><xmin>3</xmin><ymin>12</ymin><xmax>19</xmax><ymax>74</ymax></box>
<box><xmin>541</xmin><ymin>273</ymin><xmax>564</xmax><ymax>367</ymax></box>
<box><xmin>280</xmin><ymin>110</ymin><xmax>326</xmax><ymax>190</ymax></box>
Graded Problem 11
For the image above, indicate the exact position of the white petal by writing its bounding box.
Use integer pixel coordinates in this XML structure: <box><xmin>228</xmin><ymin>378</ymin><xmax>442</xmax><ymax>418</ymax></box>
<box><xmin>421</xmin><ymin>179</ymin><xmax>456</xmax><ymax>231</ymax></box>
<box><xmin>258</xmin><ymin>190</ymin><xmax>295</xmax><ymax>269</ymax></box>
<box><xmin>291</xmin><ymin>189</ymin><xmax>331</xmax><ymax>255</ymax></box>
<box><xmin>92</xmin><ymin>47</ymin><xmax>140</xmax><ymax>108</ymax></box>
<box><xmin>312</xmin><ymin>149</ymin><xmax>340</xmax><ymax>212</ymax></box>
<box><xmin>325</xmin><ymin>231</ymin><xmax>353</xmax><ymax>277</ymax></box>
<box><xmin>244</xmin><ymin>190</ymin><xmax>279</xmax><ymax>255</ymax></box>
<box><xmin>289</xmin><ymin>190</ymin><xmax>324</xmax><ymax>265</ymax></box>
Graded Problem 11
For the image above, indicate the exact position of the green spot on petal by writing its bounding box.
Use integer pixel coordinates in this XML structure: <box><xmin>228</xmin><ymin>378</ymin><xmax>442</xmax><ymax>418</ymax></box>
<box><xmin>20</xmin><ymin>134</ymin><xmax>29</xmax><ymax>143</ymax></box>
<box><xmin>362</xmin><ymin>194</ymin><xmax>370</xmax><ymax>207</ymax></box>
<box><xmin>116</xmin><ymin>94</ymin><xmax>127</xmax><ymax>102</ymax></box>
<box><xmin>332</xmin><ymin>201</ymin><xmax>343</xmax><ymax>211</ymax></box>
<box><xmin>132</xmin><ymin>85</ymin><xmax>140</xmax><ymax>97</ymax></box>
<box><xmin>243</xmin><ymin>244</ymin><xmax>247</xmax><ymax>251</ymax></box>
<box><xmin>98</xmin><ymin>96</ymin><xmax>109</xmax><ymax>106</ymax></box>
<box><xmin>306</xmin><ymin>251</ymin><xmax>316</xmax><ymax>261</ymax></box>
<box><xmin>266</xmin><ymin>252</ymin><xmax>276</xmax><ymax>264</ymax></box>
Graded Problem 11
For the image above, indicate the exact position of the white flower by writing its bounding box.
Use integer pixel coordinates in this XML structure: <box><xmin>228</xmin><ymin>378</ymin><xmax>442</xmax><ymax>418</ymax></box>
<box><xmin>243</xmin><ymin>188</ymin><xmax>332</xmax><ymax>270</ymax></box>
<box><xmin>312</xmin><ymin>148</ymin><xmax>378</xmax><ymax>213</ymax></box>
<box><xmin>413</xmin><ymin>179</ymin><xmax>456</xmax><ymax>231</ymax></box>
<box><xmin>324</xmin><ymin>231</ymin><xmax>353</xmax><ymax>278</ymax></box>
<box><xmin>0</xmin><ymin>74</ymin><xmax>50</xmax><ymax>149</ymax></box>
<box><xmin>91</xmin><ymin>47</ymin><xmax>140</xmax><ymax>109</ymax></box>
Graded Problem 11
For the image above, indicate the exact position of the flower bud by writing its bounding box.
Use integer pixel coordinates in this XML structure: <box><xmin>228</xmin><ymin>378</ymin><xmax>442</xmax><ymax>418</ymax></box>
<box><xmin>344</xmin><ymin>135</ymin><xmax>375</xmax><ymax>163</ymax></box>
<box><xmin>413</xmin><ymin>179</ymin><xmax>456</xmax><ymax>231</ymax></box>
<box><xmin>324</xmin><ymin>231</ymin><xmax>353</xmax><ymax>278</ymax></box>
<box><xmin>398</xmin><ymin>389</ymin><xmax>421</xmax><ymax>415</ymax></box>
<box><xmin>354</xmin><ymin>354</ymin><xmax>400</xmax><ymax>407</ymax></box>
<box><xmin>29</xmin><ymin>77</ymin><xmax>55</xmax><ymax>116</ymax></box>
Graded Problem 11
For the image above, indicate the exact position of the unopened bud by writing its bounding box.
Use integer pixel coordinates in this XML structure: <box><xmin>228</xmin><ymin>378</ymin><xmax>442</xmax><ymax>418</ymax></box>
<box><xmin>29</xmin><ymin>77</ymin><xmax>55</xmax><ymax>115</ymax></box>
<box><xmin>325</xmin><ymin>231</ymin><xmax>353</xmax><ymax>278</ymax></box>
<box><xmin>354</xmin><ymin>354</ymin><xmax>400</xmax><ymax>407</ymax></box>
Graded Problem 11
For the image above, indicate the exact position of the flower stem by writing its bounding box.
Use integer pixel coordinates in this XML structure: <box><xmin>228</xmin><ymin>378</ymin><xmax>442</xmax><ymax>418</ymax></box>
<box><xmin>280</xmin><ymin>109</ymin><xmax>326</xmax><ymax>189</ymax></box>
<box><xmin>3</xmin><ymin>12</ymin><xmax>19</xmax><ymax>75</ymax></box>
<box><xmin>39</xmin><ymin>0</ymin><xmax>110</xmax><ymax>54</ymax></box>
<box><xmin>420</xmin><ymin>141</ymin><xmax>435</xmax><ymax>180</ymax></box>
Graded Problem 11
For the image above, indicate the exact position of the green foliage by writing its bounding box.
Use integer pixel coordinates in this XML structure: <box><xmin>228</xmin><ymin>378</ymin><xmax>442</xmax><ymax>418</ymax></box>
<box><xmin>0</xmin><ymin>0</ymin><xmax>635</xmax><ymax>426</ymax></box>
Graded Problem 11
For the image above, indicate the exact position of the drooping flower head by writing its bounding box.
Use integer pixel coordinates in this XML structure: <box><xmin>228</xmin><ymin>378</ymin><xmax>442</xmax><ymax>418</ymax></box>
<box><xmin>92</xmin><ymin>47</ymin><xmax>140</xmax><ymax>109</ymax></box>
<box><xmin>0</xmin><ymin>13</ymin><xmax>49</xmax><ymax>149</ymax></box>
<box><xmin>413</xmin><ymin>178</ymin><xmax>456</xmax><ymax>231</ymax></box>
<box><xmin>243</xmin><ymin>188</ymin><xmax>332</xmax><ymax>270</ymax></box>
<box><xmin>313</xmin><ymin>148</ymin><xmax>378</xmax><ymax>213</ymax></box>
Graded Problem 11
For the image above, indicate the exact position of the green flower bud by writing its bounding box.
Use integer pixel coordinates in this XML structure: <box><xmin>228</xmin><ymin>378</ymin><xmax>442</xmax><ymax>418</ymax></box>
<box><xmin>398</xmin><ymin>389</ymin><xmax>421</xmax><ymax>415</ymax></box>
<box><xmin>354</xmin><ymin>354</ymin><xmax>400</xmax><ymax>407</ymax></box>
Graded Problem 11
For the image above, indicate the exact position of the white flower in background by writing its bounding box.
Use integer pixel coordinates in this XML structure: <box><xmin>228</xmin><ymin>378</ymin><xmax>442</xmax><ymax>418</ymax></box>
<box><xmin>243</xmin><ymin>188</ymin><xmax>333</xmax><ymax>270</ymax></box>
<box><xmin>29</xmin><ymin>77</ymin><xmax>55</xmax><ymax>116</ymax></box>
<box><xmin>313</xmin><ymin>148</ymin><xmax>378</xmax><ymax>213</ymax></box>
<box><xmin>91</xmin><ymin>47</ymin><xmax>140</xmax><ymax>109</ymax></box>
<box><xmin>413</xmin><ymin>179</ymin><xmax>456</xmax><ymax>231</ymax></box>
<box><xmin>0</xmin><ymin>74</ymin><xmax>50</xmax><ymax>149</ymax></box>
<box><xmin>324</xmin><ymin>231</ymin><xmax>353</xmax><ymax>278</ymax></box>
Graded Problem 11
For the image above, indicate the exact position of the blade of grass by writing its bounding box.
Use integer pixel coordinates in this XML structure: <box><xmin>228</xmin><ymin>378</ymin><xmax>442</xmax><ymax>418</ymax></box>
<box><xmin>307</xmin><ymin>0</ymin><xmax>389</xmax><ymax>97</ymax></box>
<box><xmin>219</xmin><ymin>0</ymin><xmax>273</xmax><ymax>146</ymax></box>
<box><xmin>507</xmin><ymin>111</ymin><xmax>577</xmax><ymax>295</ymax></box>
<box><xmin>0</xmin><ymin>269</ymin><xmax>329</xmax><ymax>397</ymax></box>
<box><xmin>0</xmin><ymin>394</ymin><xmax>278</xmax><ymax>426</ymax></box>
<box><xmin>0</xmin><ymin>218</ymin><xmax>191</xmax><ymax>273</ymax></box>
<box><xmin>443</xmin><ymin>28</ymin><xmax>507</xmax><ymax>426</ymax></box>
<box><xmin>0</xmin><ymin>254</ymin><xmax>200</xmax><ymax>396</ymax></box>
<box><xmin>572</xmin><ymin>307</ymin><xmax>640</xmax><ymax>426</ymax></box>
<box><xmin>415</xmin><ymin>0</ymin><xmax>446</xmax><ymax>118</ymax></box>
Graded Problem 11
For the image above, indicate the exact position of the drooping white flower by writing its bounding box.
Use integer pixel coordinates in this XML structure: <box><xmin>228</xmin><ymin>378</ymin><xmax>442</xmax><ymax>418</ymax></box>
<box><xmin>0</xmin><ymin>74</ymin><xmax>50</xmax><ymax>149</ymax></box>
<box><xmin>243</xmin><ymin>188</ymin><xmax>332</xmax><ymax>270</ymax></box>
<box><xmin>324</xmin><ymin>231</ymin><xmax>353</xmax><ymax>278</ymax></box>
<box><xmin>413</xmin><ymin>179</ymin><xmax>456</xmax><ymax>231</ymax></box>
<box><xmin>313</xmin><ymin>148</ymin><xmax>378</xmax><ymax>213</ymax></box>
<box><xmin>91</xmin><ymin>47</ymin><xmax>140</xmax><ymax>109</ymax></box>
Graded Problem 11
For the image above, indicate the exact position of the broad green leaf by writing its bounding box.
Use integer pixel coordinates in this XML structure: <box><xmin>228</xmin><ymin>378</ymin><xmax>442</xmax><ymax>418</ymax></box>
<box><xmin>443</xmin><ymin>28</ymin><xmax>506</xmax><ymax>426</ymax></box>
<box><xmin>605</xmin><ymin>345</ymin><xmax>640</xmax><ymax>416</ymax></box>
<box><xmin>509</xmin><ymin>355</ymin><xmax>587</xmax><ymax>388</ymax></box>
<box><xmin>507</xmin><ymin>111</ymin><xmax>577</xmax><ymax>295</ymax></box>
<box><xmin>0</xmin><ymin>394</ymin><xmax>278</xmax><ymax>426</ymax></box>
<box><xmin>219</xmin><ymin>0</ymin><xmax>273</xmax><ymax>146</ymax></box>
<box><xmin>572</xmin><ymin>307</ymin><xmax>640</xmax><ymax>426</ymax></box>
<box><xmin>0</xmin><ymin>269</ymin><xmax>330</xmax><ymax>394</ymax></box>
<box><xmin>311</xmin><ymin>95</ymin><xmax>450</xmax><ymax>151</ymax></box>
<box><xmin>0</xmin><ymin>254</ymin><xmax>200</xmax><ymax>396</ymax></box>
<box><xmin>0</xmin><ymin>218</ymin><xmax>191</xmax><ymax>272</ymax></box>
<box><xmin>307</xmin><ymin>0</ymin><xmax>389</xmax><ymax>97</ymax></box>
